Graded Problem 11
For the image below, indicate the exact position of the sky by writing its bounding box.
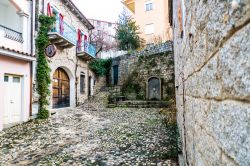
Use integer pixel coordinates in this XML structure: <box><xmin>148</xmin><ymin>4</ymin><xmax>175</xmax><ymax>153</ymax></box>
<box><xmin>71</xmin><ymin>0</ymin><xmax>124</xmax><ymax>23</ymax></box>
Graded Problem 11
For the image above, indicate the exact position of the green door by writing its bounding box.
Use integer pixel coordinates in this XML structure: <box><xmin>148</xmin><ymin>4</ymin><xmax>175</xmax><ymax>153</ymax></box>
<box><xmin>113</xmin><ymin>65</ymin><xmax>118</xmax><ymax>85</ymax></box>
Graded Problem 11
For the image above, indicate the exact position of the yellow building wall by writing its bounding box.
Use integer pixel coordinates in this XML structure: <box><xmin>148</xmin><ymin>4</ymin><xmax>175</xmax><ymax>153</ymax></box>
<box><xmin>134</xmin><ymin>0</ymin><xmax>172</xmax><ymax>44</ymax></box>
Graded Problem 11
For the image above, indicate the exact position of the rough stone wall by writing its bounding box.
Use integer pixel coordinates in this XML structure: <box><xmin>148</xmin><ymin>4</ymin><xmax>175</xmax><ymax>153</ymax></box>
<box><xmin>111</xmin><ymin>41</ymin><xmax>173</xmax><ymax>85</ymax></box>
<box><xmin>173</xmin><ymin>0</ymin><xmax>250</xmax><ymax>165</ymax></box>
<box><xmin>93</xmin><ymin>76</ymin><xmax>107</xmax><ymax>94</ymax></box>
<box><xmin>111</xmin><ymin>41</ymin><xmax>174</xmax><ymax>100</ymax></box>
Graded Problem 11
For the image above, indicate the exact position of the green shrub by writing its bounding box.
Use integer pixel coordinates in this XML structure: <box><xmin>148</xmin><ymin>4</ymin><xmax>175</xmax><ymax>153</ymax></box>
<box><xmin>37</xmin><ymin>108</ymin><xmax>50</xmax><ymax>119</ymax></box>
<box><xmin>89</xmin><ymin>59</ymin><xmax>112</xmax><ymax>77</ymax></box>
<box><xmin>163</xmin><ymin>122</ymin><xmax>181</xmax><ymax>159</ymax></box>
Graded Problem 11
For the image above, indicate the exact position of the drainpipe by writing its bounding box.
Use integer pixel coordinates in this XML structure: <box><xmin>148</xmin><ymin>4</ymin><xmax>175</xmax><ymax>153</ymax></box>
<box><xmin>29</xmin><ymin>62</ymin><xmax>33</xmax><ymax>117</ymax></box>
<box><xmin>87</xmin><ymin>65</ymin><xmax>90</xmax><ymax>99</ymax></box>
<box><xmin>75</xmin><ymin>57</ymin><xmax>79</xmax><ymax>107</ymax></box>
<box><xmin>29</xmin><ymin>0</ymin><xmax>34</xmax><ymax>117</ymax></box>
<box><xmin>42</xmin><ymin>0</ymin><xmax>45</xmax><ymax>14</ymax></box>
<box><xmin>30</xmin><ymin>0</ymin><xmax>34</xmax><ymax>56</ymax></box>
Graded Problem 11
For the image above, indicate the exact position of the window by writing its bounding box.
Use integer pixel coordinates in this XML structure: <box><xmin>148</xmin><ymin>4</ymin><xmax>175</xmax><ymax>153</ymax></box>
<box><xmin>4</xmin><ymin>75</ymin><xmax>9</xmax><ymax>82</ymax></box>
<box><xmin>168</xmin><ymin>0</ymin><xmax>173</xmax><ymax>26</ymax></box>
<box><xmin>97</xmin><ymin>21</ymin><xmax>101</xmax><ymax>26</ymax></box>
<box><xmin>13</xmin><ymin>77</ymin><xmax>20</xmax><ymax>83</ymax></box>
<box><xmin>145</xmin><ymin>23</ymin><xmax>154</xmax><ymax>35</ymax></box>
<box><xmin>108</xmin><ymin>23</ymin><xmax>112</xmax><ymax>27</ymax></box>
<box><xmin>145</xmin><ymin>2</ymin><xmax>153</xmax><ymax>11</ymax></box>
<box><xmin>80</xmin><ymin>74</ymin><xmax>85</xmax><ymax>93</ymax></box>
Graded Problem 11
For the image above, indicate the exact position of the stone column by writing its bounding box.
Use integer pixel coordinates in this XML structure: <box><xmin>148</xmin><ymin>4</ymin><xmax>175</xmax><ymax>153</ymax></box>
<box><xmin>17</xmin><ymin>11</ymin><xmax>30</xmax><ymax>54</ymax></box>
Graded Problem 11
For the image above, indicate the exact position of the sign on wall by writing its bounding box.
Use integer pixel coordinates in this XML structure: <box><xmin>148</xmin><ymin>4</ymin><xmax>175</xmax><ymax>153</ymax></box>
<box><xmin>45</xmin><ymin>44</ymin><xmax>57</xmax><ymax>58</ymax></box>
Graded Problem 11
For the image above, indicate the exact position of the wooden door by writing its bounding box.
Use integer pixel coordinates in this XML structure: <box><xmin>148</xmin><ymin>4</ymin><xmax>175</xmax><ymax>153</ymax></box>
<box><xmin>53</xmin><ymin>68</ymin><xmax>70</xmax><ymax>108</ymax></box>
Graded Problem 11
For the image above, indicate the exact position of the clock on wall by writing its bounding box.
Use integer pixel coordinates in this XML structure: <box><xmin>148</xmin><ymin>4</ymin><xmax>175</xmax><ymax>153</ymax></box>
<box><xmin>45</xmin><ymin>44</ymin><xmax>57</xmax><ymax>58</ymax></box>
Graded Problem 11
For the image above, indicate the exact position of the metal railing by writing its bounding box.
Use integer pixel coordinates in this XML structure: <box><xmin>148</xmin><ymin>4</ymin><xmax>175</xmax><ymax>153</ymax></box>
<box><xmin>50</xmin><ymin>17</ymin><xmax>77</xmax><ymax>45</ymax></box>
<box><xmin>76</xmin><ymin>41</ymin><xmax>96</xmax><ymax>58</ymax></box>
<box><xmin>0</xmin><ymin>25</ymin><xmax>23</xmax><ymax>43</ymax></box>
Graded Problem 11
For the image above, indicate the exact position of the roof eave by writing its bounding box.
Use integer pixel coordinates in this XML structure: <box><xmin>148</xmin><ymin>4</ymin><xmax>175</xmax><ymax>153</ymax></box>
<box><xmin>61</xmin><ymin>0</ymin><xmax>95</xmax><ymax>30</ymax></box>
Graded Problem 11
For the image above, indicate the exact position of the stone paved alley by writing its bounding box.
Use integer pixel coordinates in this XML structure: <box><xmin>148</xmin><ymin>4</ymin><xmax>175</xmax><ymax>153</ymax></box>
<box><xmin>0</xmin><ymin>96</ymin><xmax>178</xmax><ymax>166</ymax></box>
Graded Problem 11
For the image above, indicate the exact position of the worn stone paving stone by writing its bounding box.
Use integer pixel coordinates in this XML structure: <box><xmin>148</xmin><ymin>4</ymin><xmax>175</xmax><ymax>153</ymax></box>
<box><xmin>0</xmin><ymin>99</ymin><xmax>178</xmax><ymax>166</ymax></box>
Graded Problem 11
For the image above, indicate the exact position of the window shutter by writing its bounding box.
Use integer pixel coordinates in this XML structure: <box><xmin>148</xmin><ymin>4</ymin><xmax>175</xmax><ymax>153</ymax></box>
<box><xmin>59</xmin><ymin>13</ymin><xmax>64</xmax><ymax>35</ymax></box>
<box><xmin>77</xmin><ymin>29</ymin><xmax>82</xmax><ymax>49</ymax></box>
<box><xmin>47</xmin><ymin>3</ymin><xmax>52</xmax><ymax>16</ymax></box>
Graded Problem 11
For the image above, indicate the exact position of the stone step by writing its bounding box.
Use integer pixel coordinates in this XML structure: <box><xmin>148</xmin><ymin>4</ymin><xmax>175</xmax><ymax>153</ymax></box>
<box><xmin>108</xmin><ymin>100</ymin><xmax>169</xmax><ymax>108</ymax></box>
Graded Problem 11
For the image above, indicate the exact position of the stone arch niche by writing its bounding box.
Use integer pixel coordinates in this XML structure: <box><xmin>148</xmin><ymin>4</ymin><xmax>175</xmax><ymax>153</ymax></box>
<box><xmin>147</xmin><ymin>77</ymin><xmax>161</xmax><ymax>100</ymax></box>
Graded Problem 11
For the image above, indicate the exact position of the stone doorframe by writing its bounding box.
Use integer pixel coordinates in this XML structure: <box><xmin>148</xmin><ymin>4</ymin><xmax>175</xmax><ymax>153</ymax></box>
<box><xmin>146</xmin><ymin>76</ymin><xmax>162</xmax><ymax>100</ymax></box>
<box><xmin>50</xmin><ymin>64</ymin><xmax>75</xmax><ymax>109</ymax></box>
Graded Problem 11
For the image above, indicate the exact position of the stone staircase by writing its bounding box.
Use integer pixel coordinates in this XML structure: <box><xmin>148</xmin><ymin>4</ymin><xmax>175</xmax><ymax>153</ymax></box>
<box><xmin>108</xmin><ymin>100</ymin><xmax>169</xmax><ymax>108</ymax></box>
<box><xmin>90</xmin><ymin>86</ymin><xmax>170</xmax><ymax>109</ymax></box>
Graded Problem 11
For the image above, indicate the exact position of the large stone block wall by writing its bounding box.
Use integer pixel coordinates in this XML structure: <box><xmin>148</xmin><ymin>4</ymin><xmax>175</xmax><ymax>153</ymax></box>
<box><xmin>173</xmin><ymin>0</ymin><xmax>250</xmax><ymax>165</ymax></box>
<box><xmin>111</xmin><ymin>41</ymin><xmax>174</xmax><ymax>100</ymax></box>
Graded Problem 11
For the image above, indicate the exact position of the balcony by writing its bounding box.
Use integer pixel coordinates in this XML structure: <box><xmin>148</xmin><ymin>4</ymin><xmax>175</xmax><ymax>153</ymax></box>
<box><xmin>0</xmin><ymin>25</ymin><xmax>24</xmax><ymax>53</ymax></box>
<box><xmin>0</xmin><ymin>25</ymin><xmax>23</xmax><ymax>43</ymax></box>
<box><xmin>48</xmin><ymin>17</ymin><xmax>76</xmax><ymax>48</ymax></box>
<box><xmin>76</xmin><ymin>41</ymin><xmax>96</xmax><ymax>60</ymax></box>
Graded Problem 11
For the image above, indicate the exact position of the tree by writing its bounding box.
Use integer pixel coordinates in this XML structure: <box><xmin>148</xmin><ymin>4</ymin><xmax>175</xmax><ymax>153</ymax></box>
<box><xmin>89</xmin><ymin>24</ymin><xmax>117</xmax><ymax>57</ymax></box>
<box><xmin>115</xmin><ymin>10</ymin><xmax>144</xmax><ymax>51</ymax></box>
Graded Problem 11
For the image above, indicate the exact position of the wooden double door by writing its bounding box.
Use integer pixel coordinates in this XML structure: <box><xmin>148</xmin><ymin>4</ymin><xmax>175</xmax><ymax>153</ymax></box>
<box><xmin>52</xmin><ymin>68</ymin><xmax>70</xmax><ymax>108</ymax></box>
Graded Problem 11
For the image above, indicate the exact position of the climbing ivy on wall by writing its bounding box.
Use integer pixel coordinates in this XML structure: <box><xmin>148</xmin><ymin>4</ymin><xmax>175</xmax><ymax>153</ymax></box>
<box><xmin>36</xmin><ymin>15</ymin><xmax>55</xmax><ymax>119</ymax></box>
<box><xmin>89</xmin><ymin>59</ymin><xmax>112</xmax><ymax>77</ymax></box>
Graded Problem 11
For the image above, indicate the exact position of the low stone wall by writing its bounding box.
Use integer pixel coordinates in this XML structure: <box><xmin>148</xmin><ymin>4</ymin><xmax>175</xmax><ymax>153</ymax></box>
<box><xmin>173</xmin><ymin>0</ymin><xmax>250</xmax><ymax>165</ymax></box>
<box><xmin>110</xmin><ymin>41</ymin><xmax>174</xmax><ymax>101</ymax></box>
<box><xmin>94</xmin><ymin>76</ymin><xmax>107</xmax><ymax>94</ymax></box>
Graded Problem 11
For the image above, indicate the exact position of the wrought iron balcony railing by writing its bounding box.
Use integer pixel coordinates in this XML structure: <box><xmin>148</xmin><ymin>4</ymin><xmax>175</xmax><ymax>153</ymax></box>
<box><xmin>0</xmin><ymin>25</ymin><xmax>23</xmax><ymax>43</ymax></box>
<box><xmin>50</xmin><ymin>17</ymin><xmax>77</xmax><ymax>45</ymax></box>
<box><xmin>76</xmin><ymin>41</ymin><xmax>96</xmax><ymax>58</ymax></box>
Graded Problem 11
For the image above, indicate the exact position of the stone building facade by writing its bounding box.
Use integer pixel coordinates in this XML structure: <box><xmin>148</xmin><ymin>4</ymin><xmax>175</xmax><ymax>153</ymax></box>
<box><xmin>33</xmin><ymin>0</ymin><xmax>96</xmax><ymax>114</ymax></box>
<box><xmin>111</xmin><ymin>41</ymin><xmax>174</xmax><ymax>100</ymax></box>
<box><xmin>173</xmin><ymin>0</ymin><xmax>250</xmax><ymax>165</ymax></box>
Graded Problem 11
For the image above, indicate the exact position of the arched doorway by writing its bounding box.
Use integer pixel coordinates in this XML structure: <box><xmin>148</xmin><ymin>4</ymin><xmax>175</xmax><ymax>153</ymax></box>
<box><xmin>148</xmin><ymin>77</ymin><xmax>161</xmax><ymax>100</ymax></box>
<box><xmin>52</xmin><ymin>68</ymin><xmax>70</xmax><ymax>108</ymax></box>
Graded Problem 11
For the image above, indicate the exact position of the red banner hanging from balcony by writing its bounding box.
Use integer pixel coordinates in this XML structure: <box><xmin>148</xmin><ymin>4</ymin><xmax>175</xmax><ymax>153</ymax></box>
<box><xmin>59</xmin><ymin>13</ymin><xmax>64</xmax><ymax>35</ymax></box>
<box><xmin>47</xmin><ymin>3</ymin><xmax>52</xmax><ymax>17</ymax></box>
<box><xmin>77</xmin><ymin>29</ymin><xmax>82</xmax><ymax>50</ymax></box>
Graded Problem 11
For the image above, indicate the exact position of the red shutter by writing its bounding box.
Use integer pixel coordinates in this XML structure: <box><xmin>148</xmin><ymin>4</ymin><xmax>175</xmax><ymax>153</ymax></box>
<box><xmin>84</xmin><ymin>35</ymin><xmax>88</xmax><ymax>41</ymax></box>
<box><xmin>47</xmin><ymin>3</ymin><xmax>52</xmax><ymax>16</ymax></box>
<box><xmin>77</xmin><ymin>29</ymin><xmax>82</xmax><ymax>49</ymax></box>
<box><xmin>59</xmin><ymin>13</ymin><xmax>64</xmax><ymax>35</ymax></box>
<box><xmin>84</xmin><ymin>35</ymin><xmax>88</xmax><ymax>51</ymax></box>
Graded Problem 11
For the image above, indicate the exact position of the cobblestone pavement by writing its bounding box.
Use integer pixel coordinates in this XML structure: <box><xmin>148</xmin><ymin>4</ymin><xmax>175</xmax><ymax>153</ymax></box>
<box><xmin>0</xmin><ymin>102</ymin><xmax>178</xmax><ymax>166</ymax></box>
